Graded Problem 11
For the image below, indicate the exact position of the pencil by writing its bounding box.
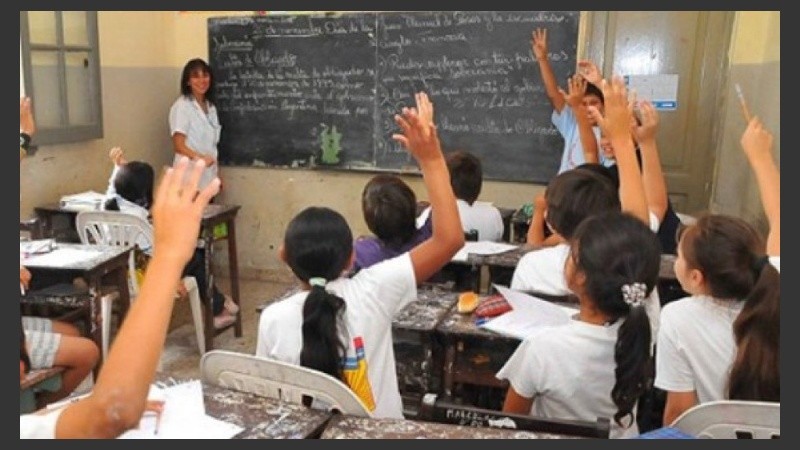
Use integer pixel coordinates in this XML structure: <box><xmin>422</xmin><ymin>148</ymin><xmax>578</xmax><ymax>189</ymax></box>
<box><xmin>154</xmin><ymin>411</ymin><xmax>162</xmax><ymax>436</ymax></box>
<box><xmin>734</xmin><ymin>84</ymin><xmax>752</xmax><ymax>122</ymax></box>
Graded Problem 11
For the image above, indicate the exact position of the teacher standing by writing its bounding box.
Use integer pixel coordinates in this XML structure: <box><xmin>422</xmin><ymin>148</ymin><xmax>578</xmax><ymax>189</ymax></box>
<box><xmin>168</xmin><ymin>58</ymin><xmax>239</xmax><ymax>329</ymax></box>
<box><xmin>169</xmin><ymin>58</ymin><xmax>221</xmax><ymax>191</ymax></box>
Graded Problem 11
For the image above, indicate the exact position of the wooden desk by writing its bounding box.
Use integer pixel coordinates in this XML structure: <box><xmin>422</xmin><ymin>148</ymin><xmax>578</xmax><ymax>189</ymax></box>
<box><xmin>320</xmin><ymin>414</ymin><xmax>574</xmax><ymax>439</ymax></box>
<box><xmin>33</xmin><ymin>204</ymin><xmax>81</xmax><ymax>243</ymax></box>
<box><xmin>34</xmin><ymin>203</ymin><xmax>244</xmax><ymax>352</ymax></box>
<box><xmin>203</xmin><ymin>382</ymin><xmax>332</xmax><ymax>438</ymax></box>
<box><xmin>435</xmin><ymin>304</ymin><xmax>519</xmax><ymax>403</ymax></box>
<box><xmin>392</xmin><ymin>284</ymin><xmax>459</xmax><ymax>416</ymax></box>
<box><xmin>22</xmin><ymin>243</ymin><xmax>132</xmax><ymax>371</ymax></box>
<box><xmin>154</xmin><ymin>375</ymin><xmax>332</xmax><ymax>439</ymax></box>
<box><xmin>199</xmin><ymin>204</ymin><xmax>242</xmax><ymax>352</ymax></box>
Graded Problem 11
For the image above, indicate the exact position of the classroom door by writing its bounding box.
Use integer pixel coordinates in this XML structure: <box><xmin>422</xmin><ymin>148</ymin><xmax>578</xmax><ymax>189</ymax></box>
<box><xmin>584</xmin><ymin>11</ymin><xmax>734</xmax><ymax>214</ymax></box>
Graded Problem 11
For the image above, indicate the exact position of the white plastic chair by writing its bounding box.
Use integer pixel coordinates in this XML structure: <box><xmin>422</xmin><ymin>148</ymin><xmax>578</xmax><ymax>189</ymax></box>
<box><xmin>671</xmin><ymin>400</ymin><xmax>780</xmax><ymax>439</ymax></box>
<box><xmin>201</xmin><ymin>350</ymin><xmax>372</xmax><ymax>417</ymax></box>
<box><xmin>75</xmin><ymin>210</ymin><xmax>206</xmax><ymax>359</ymax></box>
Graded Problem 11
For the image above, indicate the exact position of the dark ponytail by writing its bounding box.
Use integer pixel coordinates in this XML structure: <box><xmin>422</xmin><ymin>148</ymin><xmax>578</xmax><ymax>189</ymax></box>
<box><xmin>284</xmin><ymin>207</ymin><xmax>354</xmax><ymax>380</ymax></box>
<box><xmin>570</xmin><ymin>212</ymin><xmax>660</xmax><ymax>427</ymax></box>
<box><xmin>681</xmin><ymin>215</ymin><xmax>780</xmax><ymax>401</ymax></box>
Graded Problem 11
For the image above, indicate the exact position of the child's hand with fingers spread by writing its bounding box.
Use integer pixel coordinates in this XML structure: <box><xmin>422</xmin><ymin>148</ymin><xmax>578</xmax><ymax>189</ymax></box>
<box><xmin>577</xmin><ymin>60</ymin><xmax>602</xmax><ymax>86</ymax></box>
<box><xmin>109</xmin><ymin>146</ymin><xmax>127</xmax><ymax>166</ymax></box>
<box><xmin>531</xmin><ymin>28</ymin><xmax>548</xmax><ymax>61</ymax></box>
<box><xmin>559</xmin><ymin>75</ymin><xmax>587</xmax><ymax>109</ymax></box>
<box><xmin>392</xmin><ymin>92</ymin><xmax>442</xmax><ymax>164</ymax></box>
<box><xmin>590</xmin><ymin>76</ymin><xmax>636</xmax><ymax>146</ymax></box>
<box><xmin>632</xmin><ymin>101</ymin><xmax>659</xmax><ymax>145</ymax></box>
<box><xmin>151</xmin><ymin>157</ymin><xmax>220</xmax><ymax>265</ymax></box>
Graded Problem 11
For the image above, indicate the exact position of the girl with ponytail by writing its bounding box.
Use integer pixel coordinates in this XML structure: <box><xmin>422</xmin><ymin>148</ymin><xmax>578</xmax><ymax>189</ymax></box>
<box><xmin>498</xmin><ymin>211</ymin><xmax>661</xmax><ymax>438</ymax></box>
<box><xmin>256</xmin><ymin>93</ymin><xmax>464</xmax><ymax>418</ymax></box>
<box><xmin>655</xmin><ymin>117</ymin><xmax>779</xmax><ymax>425</ymax></box>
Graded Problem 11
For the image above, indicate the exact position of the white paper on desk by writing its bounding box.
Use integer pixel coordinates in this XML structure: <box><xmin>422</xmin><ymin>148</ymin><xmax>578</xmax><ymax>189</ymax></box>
<box><xmin>118</xmin><ymin>380</ymin><xmax>243</xmax><ymax>439</ymax></box>
<box><xmin>452</xmin><ymin>241</ymin><xmax>518</xmax><ymax>263</ymax></box>
<box><xmin>479</xmin><ymin>285</ymin><xmax>576</xmax><ymax>339</ymax></box>
<box><xmin>22</xmin><ymin>247</ymin><xmax>104</xmax><ymax>266</ymax></box>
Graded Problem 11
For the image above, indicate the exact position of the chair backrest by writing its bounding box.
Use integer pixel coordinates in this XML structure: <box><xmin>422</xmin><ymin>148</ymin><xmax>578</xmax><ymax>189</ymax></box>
<box><xmin>670</xmin><ymin>400</ymin><xmax>780</xmax><ymax>439</ymax></box>
<box><xmin>418</xmin><ymin>393</ymin><xmax>610</xmax><ymax>438</ymax></box>
<box><xmin>76</xmin><ymin>210</ymin><xmax>153</xmax><ymax>295</ymax></box>
<box><xmin>200</xmin><ymin>350</ymin><xmax>372</xmax><ymax>417</ymax></box>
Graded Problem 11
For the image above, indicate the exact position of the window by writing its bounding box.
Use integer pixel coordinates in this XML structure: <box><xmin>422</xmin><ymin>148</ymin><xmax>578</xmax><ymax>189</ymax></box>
<box><xmin>20</xmin><ymin>11</ymin><xmax>103</xmax><ymax>146</ymax></box>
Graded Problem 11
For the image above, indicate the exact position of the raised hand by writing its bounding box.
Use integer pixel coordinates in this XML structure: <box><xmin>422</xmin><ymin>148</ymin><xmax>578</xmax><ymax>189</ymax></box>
<box><xmin>741</xmin><ymin>116</ymin><xmax>774</xmax><ymax>161</ymax></box>
<box><xmin>531</xmin><ymin>28</ymin><xmax>548</xmax><ymax>61</ymax></box>
<box><xmin>633</xmin><ymin>100</ymin><xmax>659</xmax><ymax>145</ymax></box>
<box><xmin>20</xmin><ymin>97</ymin><xmax>35</xmax><ymax>136</ymax></box>
<box><xmin>151</xmin><ymin>157</ymin><xmax>220</xmax><ymax>265</ymax></box>
<box><xmin>588</xmin><ymin>76</ymin><xmax>635</xmax><ymax>145</ymax></box>
<box><xmin>392</xmin><ymin>92</ymin><xmax>442</xmax><ymax>164</ymax></box>
<box><xmin>109</xmin><ymin>146</ymin><xmax>127</xmax><ymax>166</ymax></box>
<box><xmin>559</xmin><ymin>74</ymin><xmax>587</xmax><ymax>109</ymax></box>
<box><xmin>577</xmin><ymin>60</ymin><xmax>602</xmax><ymax>86</ymax></box>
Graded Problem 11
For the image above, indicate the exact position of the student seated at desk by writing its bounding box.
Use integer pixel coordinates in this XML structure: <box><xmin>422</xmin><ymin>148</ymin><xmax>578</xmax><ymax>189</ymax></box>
<box><xmin>352</xmin><ymin>174</ymin><xmax>432</xmax><ymax>274</ymax></box>
<box><xmin>103</xmin><ymin>147</ymin><xmax>238</xmax><ymax>328</ymax></box>
<box><xmin>20</xmin><ymin>157</ymin><xmax>219</xmax><ymax>438</ymax></box>
<box><xmin>498</xmin><ymin>212</ymin><xmax>660</xmax><ymax>438</ymax></box>
<box><xmin>655</xmin><ymin>117</ymin><xmax>780</xmax><ymax>425</ymax></box>
<box><xmin>257</xmin><ymin>93</ymin><xmax>464</xmax><ymax>419</ymax></box>
<box><xmin>418</xmin><ymin>150</ymin><xmax>504</xmax><ymax>242</ymax></box>
<box><xmin>511</xmin><ymin>77</ymin><xmax>661</xmax><ymax>337</ymax></box>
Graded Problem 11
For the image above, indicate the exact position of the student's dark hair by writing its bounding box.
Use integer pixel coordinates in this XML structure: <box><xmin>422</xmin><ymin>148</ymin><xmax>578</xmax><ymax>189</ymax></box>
<box><xmin>180</xmin><ymin>58</ymin><xmax>215</xmax><ymax>105</ymax></box>
<box><xmin>20</xmin><ymin>319</ymin><xmax>30</xmax><ymax>375</ymax></box>
<box><xmin>570</xmin><ymin>212</ymin><xmax>660</xmax><ymax>427</ymax></box>
<box><xmin>585</xmin><ymin>82</ymin><xmax>604</xmax><ymax>104</ymax></box>
<box><xmin>284</xmin><ymin>207</ymin><xmax>353</xmax><ymax>380</ymax></box>
<box><xmin>361</xmin><ymin>174</ymin><xmax>417</xmax><ymax>249</ymax></box>
<box><xmin>680</xmin><ymin>214</ymin><xmax>779</xmax><ymax>402</ymax></box>
<box><xmin>104</xmin><ymin>161</ymin><xmax>155</xmax><ymax>212</ymax></box>
<box><xmin>446</xmin><ymin>150</ymin><xmax>483</xmax><ymax>205</ymax></box>
<box><xmin>545</xmin><ymin>167</ymin><xmax>620</xmax><ymax>239</ymax></box>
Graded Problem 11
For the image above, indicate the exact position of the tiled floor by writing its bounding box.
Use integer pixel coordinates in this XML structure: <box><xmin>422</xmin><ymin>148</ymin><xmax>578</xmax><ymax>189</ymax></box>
<box><xmin>159</xmin><ymin>274</ymin><xmax>296</xmax><ymax>380</ymax></box>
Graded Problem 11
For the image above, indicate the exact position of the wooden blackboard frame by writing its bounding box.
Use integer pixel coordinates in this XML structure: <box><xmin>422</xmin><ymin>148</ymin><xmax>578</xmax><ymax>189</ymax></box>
<box><xmin>209</xmin><ymin>11</ymin><xmax>579</xmax><ymax>184</ymax></box>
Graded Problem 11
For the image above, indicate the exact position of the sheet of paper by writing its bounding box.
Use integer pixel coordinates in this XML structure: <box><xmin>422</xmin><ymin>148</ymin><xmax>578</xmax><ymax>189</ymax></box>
<box><xmin>118</xmin><ymin>380</ymin><xmax>243</xmax><ymax>439</ymax></box>
<box><xmin>479</xmin><ymin>285</ymin><xmax>576</xmax><ymax>339</ymax></box>
<box><xmin>452</xmin><ymin>241</ymin><xmax>518</xmax><ymax>262</ymax></box>
<box><xmin>22</xmin><ymin>247</ymin><xmax>104</xmax><ymax>267</ymax></box>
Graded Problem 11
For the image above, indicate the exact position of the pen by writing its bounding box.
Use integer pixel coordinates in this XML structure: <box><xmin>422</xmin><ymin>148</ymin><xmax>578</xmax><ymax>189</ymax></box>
<box><xmin>475</xmin><ymin>317</ymin><xmax>488</xmax><ymax>326</ymax></box>
<box><xmin>734</xmin><ymin>83</ymin><xmax>752</xmax><ymax>122</ymax></box>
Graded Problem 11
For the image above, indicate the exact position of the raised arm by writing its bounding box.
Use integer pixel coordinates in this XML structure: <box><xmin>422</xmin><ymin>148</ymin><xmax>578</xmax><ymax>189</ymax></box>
<box><xmin>561</xmin><ymin>74</ymin><xmax>599</xmax><ymax>164</ymax></box>
<box><xmin>20</xmin><ymin>97</ymin><xmax>35</xmax><ymax>160</ymax></box>
<box><xmin>393</xmin><ymin>92</ymin><xmax>464</xmax><ymax>282</ymax></box>
<box><xmin>531</xmin><ymin>28</ymin><xmax>565</xmax><ymax>113</ymax></box>
<box><xmin>634</xmin><ymin>101</ymin><xmax>668</xmax><ymax>223</ymax></box>
<box><xmin>55</xmin><ymin>158</ymin><xmax>220</xmax><ymax>438</ymax></box>
<box><xmin>105</xmin><ymin>147</ymin><xmax>127</xmax><ymax>197</ymax></box>
<box><xmin>741</xmin><ymin>117</ymin><xmax>779</xmax><ymax>255</ymax></box>
<box><xmin>589</xmin><ymin>77</ymin><xmax>649</xmax><ymax>224</ymax></box>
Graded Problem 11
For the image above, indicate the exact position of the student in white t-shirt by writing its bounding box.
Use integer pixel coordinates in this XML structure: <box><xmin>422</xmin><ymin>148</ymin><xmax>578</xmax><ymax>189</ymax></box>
<box><xmin>21</xmin><ymin>158</ymin><xmax>220</xmax><ymax>438</ymax></box>
<box><xmin>446</xmin><ymin>150</ymin><xmax>504</xmax><ymax>241</ymax></box>
<box><xmin>511</xmin><ymin>77</ymin><xmax>662</xmax><ymax>336</ymax></box>
<box><xmin>498</xmin><ymin>212</ymin><xmax>661</xmax><ymax>438</ymax></box>
<box><xmin>655</xmin><ymin>117</ymin><xmax>780</xmax><ymax>425</ymax></box>
<box><xmin>257</xmin><ymin>93</ymin><xmax>464</xmax><ymax>419</ymax></box>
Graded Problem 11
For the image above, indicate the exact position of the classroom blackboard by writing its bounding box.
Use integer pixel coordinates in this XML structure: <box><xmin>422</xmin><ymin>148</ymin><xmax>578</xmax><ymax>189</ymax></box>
<box><xmin>209</xmin><ymin>11</ymin><xmax>579</xmax><ymax>183</ymax></box>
